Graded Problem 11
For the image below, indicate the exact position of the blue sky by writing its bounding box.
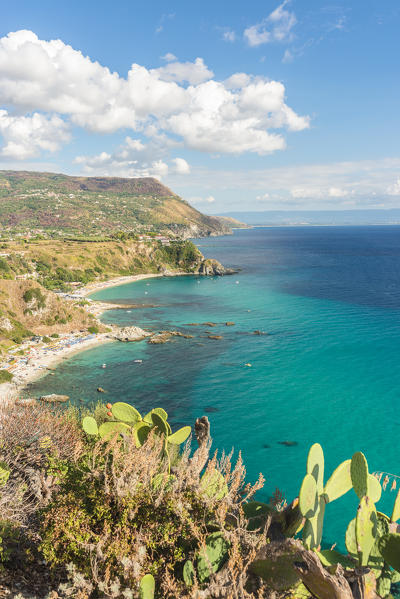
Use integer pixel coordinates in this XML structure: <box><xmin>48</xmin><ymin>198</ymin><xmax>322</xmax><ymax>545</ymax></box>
<box><xmin>0</xmin><ymin>0</ymin><xmax>399</xmax><ymax>212</ymax></box>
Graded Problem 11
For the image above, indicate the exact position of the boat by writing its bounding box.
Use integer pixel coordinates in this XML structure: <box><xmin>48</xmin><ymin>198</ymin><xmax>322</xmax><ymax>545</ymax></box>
<box><xmin>134</xmin><ymin>359</ymin><xmax>143</xmax><ymax>363</ymax></box>
<box><xmin>101</xmin><ymin>363</ymin><xmax>106</xmax><ymax>369</ymax></box>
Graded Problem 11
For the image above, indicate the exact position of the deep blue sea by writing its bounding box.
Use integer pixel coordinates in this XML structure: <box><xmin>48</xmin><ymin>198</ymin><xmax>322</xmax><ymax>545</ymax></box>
<box><xmin>29</xmin><ymin>226</ymin><xmax>400</xmax><ymax>547</ymax></box>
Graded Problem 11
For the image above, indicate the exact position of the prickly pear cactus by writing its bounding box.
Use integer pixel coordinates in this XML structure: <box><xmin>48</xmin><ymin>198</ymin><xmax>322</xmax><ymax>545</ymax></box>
<box><xmin>299</xmin><ymin>473</ymin><xmax>318</xmax><ymax>519</ymax></box>
<box><xmin>391</xmin><ymin>489</ymin><xmax>400</xmax><ymax>522</ymax></box>
<box><xmin>197</xmin><ymin>532</ymin><xmax>230</xmax><ymax>583</ymax></box>
<box><xmin>139</xmin><ymin>574</ymin><xmax>155</xmax><ymax>599</ymax></box>
<box><xmin>0</xmin><ymin>462</ymin><xmax>10</xmax><ymax>487</ymax></box>
<box><xmin>356</xmin><ymin>496</ymin><xmax>377</xmax><ymax>566</ymax></box>
<box><xmin>98</xmin><ymin>421</ymin><xmax>131</xmax><ymax>439</ymax></box>
<box><xmin>82</xmin><ymin>416</ymin><xmax>99</xmax><ymax>436</ymax></box>
<box><xmin>323</xmin><ymin>459</ymin><xmax>352</xmax><ymax>503</ymax></box>
<box><xmin>306</xmin><ymin>443</ymin><xmax>324</xmax><ymax>492</ymax></box>
<box><xmin>378</xmin><ymin>533</ymin><xmax>400</xmax><ymax>573</ymax></box>
<box><xmin>167</xmin><ymin>426</ymin><xmax>191</xmax><ymax>445</ymax></box>
<box><xmin>112</xmin><ymin>402</ymin><xmax>141</xmax><ymax>424</ymax></box>
<box><xmin>351</xmin><ymin>452</ymin><xmax>369</xmax><ymax>499</ymax></box>
<box><xmin>183</xmin><ymin>560</ymin><xmax>195</xmax><ymax>587</ymax></box>
<box><xmin>200</xmin><ymin>468</ymin><xmax>228</xmax><ymax>500</ymax></box>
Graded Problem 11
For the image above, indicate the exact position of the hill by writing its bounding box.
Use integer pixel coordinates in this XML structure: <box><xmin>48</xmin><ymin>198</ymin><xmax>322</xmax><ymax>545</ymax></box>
<box><xmin>218</xmin><ymin>209</ymin><xmax>400</xmax><ymax>226</ymax></box>
<box><xmin>0</xmin><ymin>170</ymin><xmax>230</xmax><ymax>238</ymax></box>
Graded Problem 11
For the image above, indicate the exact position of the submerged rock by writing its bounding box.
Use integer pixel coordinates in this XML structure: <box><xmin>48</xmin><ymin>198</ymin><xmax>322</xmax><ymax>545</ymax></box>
<box><xmin>149</xmin><ymin>330</ymin><xmax>194</xmax><ymax>344</ymax></box>
<box><xmin>278</xmin><ymin>441</ymin><xmax>298</xmax><ymax>447</ymax></box>
<box><xmin>225</xmin><ymin>321</ymin><xmax>235</xmax><ymax>326</ymax></box>
<box><xmin>203</xmin><ymin>322</ymin><xmax>216</xmax><ymax>327</ymax></box>
<box><xmin>97</xmin><ymin>387</ymin><xmax>106</xmax><ymax>393</ymax></box>
<box><xmin>207</xmin><ymin>335</ymin><xmax>223</xmax><ymax>340</ymax></box>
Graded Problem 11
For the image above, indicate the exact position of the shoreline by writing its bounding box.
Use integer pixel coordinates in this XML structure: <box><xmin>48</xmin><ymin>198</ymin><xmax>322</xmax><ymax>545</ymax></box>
<box><xmin>0</xmin><ymin>270</ymin><xmax>194</xmax><ymax>401</ymax></box>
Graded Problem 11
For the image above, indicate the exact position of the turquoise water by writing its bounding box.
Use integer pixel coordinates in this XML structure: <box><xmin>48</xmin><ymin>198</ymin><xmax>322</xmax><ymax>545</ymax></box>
<box><xmin>29</xmin><ymin>226</ymin><xmax>400</xmax><ymax>547</ymax></box>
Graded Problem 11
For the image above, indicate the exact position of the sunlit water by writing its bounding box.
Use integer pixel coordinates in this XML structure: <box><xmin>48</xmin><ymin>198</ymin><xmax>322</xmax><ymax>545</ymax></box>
<box><xmin>29</xmin><ymin>226</ymin><xmax>400</xmax><ymax>547</ymax></box>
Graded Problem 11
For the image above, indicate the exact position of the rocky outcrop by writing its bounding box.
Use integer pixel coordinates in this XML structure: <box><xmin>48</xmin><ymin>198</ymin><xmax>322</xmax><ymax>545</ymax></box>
<box><xmin>149</xmin><ymin>330</ymin><xmax>194</xmax><ymax>344</ymax></box>
<box><xmin>39</xmin><ymin>394</ymin><xmax>69</xmax><ymax>403</ymax></box>
<box><xmin>196</xmin><ymin>259</ymin><xmax>237</xmax><ymax>276</ymax></box>
<box><xmin>111</xmin><ymin>326</ymin><xmax>151</xmax><ymax>342</ymax></box>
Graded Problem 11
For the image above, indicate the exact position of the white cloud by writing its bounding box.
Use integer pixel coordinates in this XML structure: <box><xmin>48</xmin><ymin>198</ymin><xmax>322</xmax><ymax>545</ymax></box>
<box><xmin>0</xmin><ymin>109</ymin><xmax>70</xmax><ymax>159</ymax></box>
<box><xmin>223</xmin><ymin>30</ymin><xmax>236</xmax><ymax>42</ymax></box>
<box><xmin>244</xmin><ymin>1</ymin><xmax>296</xmax><ymax>47</ymax></box>
<box><xmin>387</xmin><ymin>177</ymin><xmax>400</xmax><ymax>195</ymax></box>
<box><xmin>328</xmin><ymin>186</ymin><xmax>348</xmax><ymax>197</ymax></box>
<box><xmin>0</xmin><ymin>29</ymin><xmax>309</xmax><ymax>159</ymax></box>
<box><xmin>171</xmin><ymin>157</ymin><xmax>190</xmax><ymax>174</ymax></box>
<box><xmin>161</xmin><ymin>52</ymin><xmax>177</xmax><ymax>62</ymax></box>
<box><xmin>151</xmin><ymin>57</ymin><xmax>214</xmax><ymax>84</ymax></box>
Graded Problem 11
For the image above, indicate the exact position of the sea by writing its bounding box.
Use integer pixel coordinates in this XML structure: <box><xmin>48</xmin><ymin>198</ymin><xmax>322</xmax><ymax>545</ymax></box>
<box><xmin>28</xmin><ymin>226</ymin><xmax>400</xmax><ymax>547</ymax></box>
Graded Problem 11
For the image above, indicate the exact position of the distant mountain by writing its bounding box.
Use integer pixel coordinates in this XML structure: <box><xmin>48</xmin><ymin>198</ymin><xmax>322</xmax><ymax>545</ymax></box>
<box><xmin>0</xmin><ymin>171</ymin><xmax>230</xmax><ymax>238</ymax></box>
<box><xmin>218</xmin><ymin>210</ymin><xmax>400</xmax><ymax>226</ymax></box>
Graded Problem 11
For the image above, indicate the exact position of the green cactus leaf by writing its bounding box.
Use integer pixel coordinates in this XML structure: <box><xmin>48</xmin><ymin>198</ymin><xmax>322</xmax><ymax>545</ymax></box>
<box><xmin>98</xmin><ymin>421</ymin><xmax>131</xmax><ymax>439</ymax></box>
<box><xmin>356</xmin><ymin>496</ymin><xmax>377</xmax><ymax>566</ymax></box>
<box><xmin>197</xmin><ymin>532</ymin><xmax>230</xmax><ymax>583</ymax></box>
<box><xmin>139</xmin><ymin>573</ymin><xmax>155</xmax><ymax>599</ymax></box>
<box><xmin>323</xmin><ymin>459</ymin><xmax>352</xmax><ymax>503</ymax></box>
<box><xmin>303</xmin><ymin>495</ymin><xmax>325</xmax><ymax>550</ymax></box>
<box><xmin>200</xmin><ymin>468</ymin><xmax>228</xmax><ymax>500</ymax></box>
<box><xmin>392</xmin><ymin>569</ymin><xmax>400</xmax><ymax>583</ymax></box>
<box><xmin>167</xmin><ymin>426</ymin><xmax>191</xmax><ymax>445</ymax></box>
<box><xmin>249</xmin><ymin>545</ymin><xmax>301</xmax><ymax>590</ymax></box>
<box><xmin>307</xmin><ymin>443</ymin><xmax>324</xmax><ymax>493</ymax></box>
<box><xmin>351</xmin><ymin>452</ymin><xmax>369</xmax><ymax>499</ymax></box>
<box><xmin>391</xmin><ymin>489</ymin><xmax>400</xmax><ymax>522</ymax></box>
<box><xmin>183</xmin><ymin>560</ymin><xmax>195</xmax><ymax>587</ymax></box>
<box><xmin>378</xmin><ymin>533</ymin><xmax>400</xmax><ymax>573</ymax></box>
<box><xmin>376</xmin><ymin>568</ymin><xmax>392</xmax><ymax>599</ymax></box>
<box><xmin>345</xmin><ymin>518</ymin><xmax>357</xmax><ymax>559</ymax></box>
<box><xmin>111</xmin><ymin>402</ymin><xmax>141</xmax><ymax>424</ymax></box>
<box><xmin>134</xmin><ymin>421</ymin><xmax>152</xmax><ymax>447</ymax></box>
<box><xmin>82</xmin><ymin>416</ymin><xmax>99</xmax><ymax>436</ymax></box>
<box><xmin>152</xmin><ymin>407</ymin><xmax>168</xmax><ymax>420</ymax></box>
<box><xmin>151</xmin><ymin>412</ymin><xmax>169</xmax><ymax>436</ymax></box>
<box><xmin>0</xmin><ymin>462</ymin><xmax>10</xmax><ymax>487</ymax></box>
<box><xmin>243</xmin><ymin>501</ymin><xmax>273</xmax><ymax>531</ymax></box>
<box><xmin>299</xmin><ymin>473</ymin><xmax>318</xmax><ymax>518</ymax></box>
<box><xmin>143</xmin><ymin>410</ymin><xmax>154</xmax><ymax>424</ymax></box>
<box><xmin>368</xmin><ymin>474</ymin><xmax>382</xmax><ymax>503</ymax></box>
<box><xmin>316</xmin><ymin>549</ymin><xmax>355</xmax><ymax>569</ymax></box>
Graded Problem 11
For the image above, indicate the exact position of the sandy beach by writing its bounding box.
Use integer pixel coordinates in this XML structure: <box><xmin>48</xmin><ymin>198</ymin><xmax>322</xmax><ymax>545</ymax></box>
<box><xmin>0</xmin><ymin>270</ymin><xmax>192</xmax><ymax>401</ymax></box>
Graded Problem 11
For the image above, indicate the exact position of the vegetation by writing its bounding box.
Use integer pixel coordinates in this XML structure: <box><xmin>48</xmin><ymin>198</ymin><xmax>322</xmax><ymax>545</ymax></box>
<box><xmin>0</xmin><ymin>170</ymin><xmax>230</xmax><ymax>237</ymax></box>
<box><xmin>0</xmin><ymin>369</ymin><xmax>12</xmax><ymax>383</ymax></box>
<box><xmin>0</xmin><ymin>399</ymin><xmax>399</xmax><ymax>598</ymax></box>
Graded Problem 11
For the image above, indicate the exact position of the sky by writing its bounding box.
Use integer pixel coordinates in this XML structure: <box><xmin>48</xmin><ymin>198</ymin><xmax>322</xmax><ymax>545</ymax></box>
<box><xmin>0</xmin><ymin>0</ymin><xmax>399</xmax><ymax>213</ymax></box>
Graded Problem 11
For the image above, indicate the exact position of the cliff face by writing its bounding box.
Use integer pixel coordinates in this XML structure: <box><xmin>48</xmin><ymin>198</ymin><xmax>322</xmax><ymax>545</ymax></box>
<box><xmin>0</xmin><ymin>171</ymin><xmax>231</xmax><ymax>238</ymax></box>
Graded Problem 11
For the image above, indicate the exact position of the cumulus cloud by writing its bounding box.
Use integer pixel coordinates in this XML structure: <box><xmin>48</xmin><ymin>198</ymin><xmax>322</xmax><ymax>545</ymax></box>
<box><xmin>0</xmin><ymin>29</ymin><xmax>309</xmax><ymax>160</ymax></box>
<box><xmin>171</xmin><ymin>157</ymin><xmax>190</xmax><ymax>174</ymax></box>
<box><xmin>0</xmin><ymin>109</ymin><xmax>70</xmax><ymax>159</ymax></box>
<box><xmin>74</xmin><ymin>136</ymin><xmax>190</xmax><ymax>179</ymax></box>
<box><xmin>161</xmin><ymin>52</ymin><xmax>177</xmax><ymax>62</ymax></box>
<box><xmin>244</xmin><ymin>1</ymin><xmax>296</xmax><ymax>47</ymax></box>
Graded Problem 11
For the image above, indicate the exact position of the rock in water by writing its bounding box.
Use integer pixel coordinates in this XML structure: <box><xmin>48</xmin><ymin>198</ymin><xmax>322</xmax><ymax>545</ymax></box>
<box><xmin>111</xmin><ymin>325</ymin><xmax>151</xmax><ymax>342</ymax></box>
<box><xmin>39</xmin><ymin>394</ymin><xmax>69</xmax><ymax>403</ymax></box>
<box><xmin>197</xmin><ymin>258</ymin><xmax>237</xmax><ymax>276</ymax></box>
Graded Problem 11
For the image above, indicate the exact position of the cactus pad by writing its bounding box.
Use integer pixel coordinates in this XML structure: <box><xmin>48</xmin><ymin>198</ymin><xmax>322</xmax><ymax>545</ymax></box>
<box><xmin>98</xmin><ymin>421</ymin><xmax>131</xmax><ymax>439</ymax></box>
<box><xmin>249</xmin><ymin>543</ymin><xmax>301</xmax><ymax>590</ymax></box>
<box><xmin>351</xmin><ymin>452</ymin><xmax>369</xmax><ymax>499</ymax></box>
<box><xmin>299</xmin><ymin>473</ymin><xmax>318</xmax><ymax>519</ymax></box>
<box><xmin>323</xmin><ymin>459</ymin><xmax>352</xmax><ymax>503</ymax></box>
<box><xmin>307</xmin><ymin>443</ymin><xmax>324</xmax><ymax>492</ymax></box>
<box><xmin>356</xmin><ymin>496</ymin><xmax>377</xmax><ymax>566</ymax></box>
<box><xmin>167</xmin><ymin>426</ymin><xmax>191</xmax><ymax>445</ymax></box>
<box><xmin>197</xmin><ymin>532</ymin><xmax>230</xmax><ymax>583</ymax></box>
<box><xmin>82</xmin><ymin>416</ymin><xmax>99</xmax><ymax>436</ymax></box>
<box><xmin>200</xmin><ymin>468</ymin><xmax>228</xmax><ymax>500</ymax></box>
<box><xmin>183</xmin><ymin>560</ymin><xmax>195</xmax><ymax>587</ymax></box>
<box><xmin>139</xmin><ymin>574</ymin><xmax>155</xmax><ymax>599</ymax></box>
<box><xmin>0</xmin><ymin>462</ymin><xmax>10</xmax><ymax>487</ymax></box>
<box><xmin>151</xmin><ymin>412</ymin><xmax>169</xmax><ymax>435</ymax></box>
<box><xmin>367</xmin><ymin>474</ymin><xmax>382</xmax><ymax>503</ymax></box>
<box><xmin>152</xmin><ymin>407</ymin><xmax>168</xmax><ymax>420</ymax></box>
<box><xmin>111</xmin><ymin>402</ymin><xmax>141</xmax><ymax>423</ymax></box>
<box><xmin>378</xmin><ymin>533</ymin><xmax>400</xmax><ymax>572</ymax></box>
<box><xmin>391</xmin><ymin>489</ymin><xmax>400</xmax><ymax>522</ymax></box>
<box><xmin>316</xmin><ymin>549</ymin><xmax>355</xmax><ymax>569</ymax></box>
<box><xmin>134</xmin><ymin>421</ymin><xmax>151</xmax><ymax>447</ymax></box>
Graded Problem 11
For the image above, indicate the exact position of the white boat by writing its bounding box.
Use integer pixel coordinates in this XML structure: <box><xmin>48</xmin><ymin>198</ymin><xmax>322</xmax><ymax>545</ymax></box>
<box><xmin>101</xmin><ymin>363</ymin><xmax>106</xmax><ymax>369</ymax></box>
<box><xmin>134</xmin><ymin>359</ymin><xmax>143</xmax><ymax>363</ymax></box>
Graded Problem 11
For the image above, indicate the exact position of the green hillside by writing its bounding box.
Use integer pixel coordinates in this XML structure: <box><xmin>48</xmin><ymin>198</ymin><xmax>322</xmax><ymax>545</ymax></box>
<box><xmin>0</xmin><ymin>170</ymin><xmax>230</xmax><ymax>238</ymax></box>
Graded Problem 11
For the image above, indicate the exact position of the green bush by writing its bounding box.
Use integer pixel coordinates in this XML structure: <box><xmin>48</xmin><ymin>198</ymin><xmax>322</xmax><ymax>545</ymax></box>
<box><xmin>0</xmin><ymin>370</ymin><xmax>13</xmax><ymax>383</ymax></box>
<box><xmin>87</xmin><ymin>325</ymin><xmax>99</xmax><ymax>334</ymax></box>
<box><xmin>22</xmin><ymin>287</ymin><xmax>46</xmax><ymax>310</ymax></box>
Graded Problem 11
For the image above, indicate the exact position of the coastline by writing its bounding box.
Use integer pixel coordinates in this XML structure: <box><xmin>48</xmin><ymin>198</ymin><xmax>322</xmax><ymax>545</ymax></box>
<box><xmin>0</xmin><ymin>270</ymin><xmax>194</xmax><ymax>401</ymax></box>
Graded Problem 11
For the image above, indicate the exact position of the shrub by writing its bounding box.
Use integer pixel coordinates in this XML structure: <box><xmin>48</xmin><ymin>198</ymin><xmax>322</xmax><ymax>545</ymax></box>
<box><xmin>0</xmin><ymin>370</ymin><xmax>12</xmax><ymax>383</ymax></box>
<box><xmin>87</xmin><ymin>325</ymin><xmax>99</xmax><ymax>334</ymax></box>
<box><xmin>41</xmin><ymin>336</ymin><xmax>51</xmax><ymax>344</ymax></box>
<box><xmin>22</xmin><ymin>287</ymin><xmax>46</xmax><ymax>310</ymax></box>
